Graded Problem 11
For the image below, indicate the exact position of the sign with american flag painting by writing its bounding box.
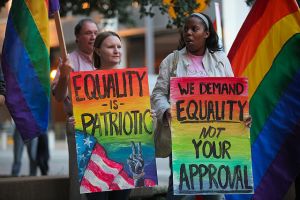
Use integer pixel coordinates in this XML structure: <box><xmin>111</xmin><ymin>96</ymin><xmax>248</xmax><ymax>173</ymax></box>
<box><xmin>70</xmin><ymin>68</ymin><xmax>158</xmax><ymax>193</ymax></box>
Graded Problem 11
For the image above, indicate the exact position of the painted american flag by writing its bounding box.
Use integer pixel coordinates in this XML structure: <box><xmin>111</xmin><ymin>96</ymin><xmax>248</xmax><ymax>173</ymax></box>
<box><xmin>75</xmin><ymin>131</ymin><xmax>155</xmax><ymax>193</ymax></box>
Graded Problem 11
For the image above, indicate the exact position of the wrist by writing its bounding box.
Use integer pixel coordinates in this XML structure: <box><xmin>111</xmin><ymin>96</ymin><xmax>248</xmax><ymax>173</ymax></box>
<box><xmin>133</xmin><ymin>172</ymin><xmax>145</xmax><ymax>179</ymax></box>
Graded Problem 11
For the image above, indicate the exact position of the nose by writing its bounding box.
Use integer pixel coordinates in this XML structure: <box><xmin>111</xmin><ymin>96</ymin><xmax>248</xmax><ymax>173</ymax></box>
<box><xmin>113</xmin><ymin>47</ymin><xmax>120</xmax><ymax>54</ymax></box>
<box><xmin>91</xmin><ymin>33</ymin><xmax>96</xmax><ymax>40</ymax></box>
<box><xmin>185</xmin><ymin>28</ymin><xmax>192</xmax><ymax>35</ymax></box>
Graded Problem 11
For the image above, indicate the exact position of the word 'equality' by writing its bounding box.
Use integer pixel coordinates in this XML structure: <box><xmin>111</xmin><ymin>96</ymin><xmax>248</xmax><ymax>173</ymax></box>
<box><xmin>72</xmin><ymin>71</ymin><xmax>146</xmax><ymax>101</ymax></box>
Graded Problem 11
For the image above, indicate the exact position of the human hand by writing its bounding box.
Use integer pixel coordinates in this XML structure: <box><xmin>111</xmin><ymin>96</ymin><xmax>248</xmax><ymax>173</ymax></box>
<box><xmin>67</xmin><ymin>116</ymin><xmax>76</xmax><ymax>129</ymax></box>
<box><xmin>244</xmin><ymin>115</ymin><xmax>252</xmax><ymax>128</ymax></box>
<box><xmin>0</xmin><ymin>95</ymin><xmax>5</xmax><ymax>106</ymax></box>
<box><xmin>59</xmin><ymin>57</ymin><xmax>73</xmax><ymax>78</ymax></box>
<box><xmin>150</xmin><ymin>109</ymin><xmax>156</xmax><ymax>119</ymax></box>
<box><xmin>127</xmin><ymin>141</ymin><xmax>145</xmax><ymax>186</ymax></box>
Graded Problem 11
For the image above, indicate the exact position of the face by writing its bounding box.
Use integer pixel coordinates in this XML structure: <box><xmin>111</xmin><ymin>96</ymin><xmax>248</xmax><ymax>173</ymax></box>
<box><xmin>183</xmin><ymin>16</ymin><xmax>210</xmax><ymax>55</ymax></box>
<box><xmin>96</xmin><ymin>35</ymin><xmax>122</xmax><ymax>69</ymax></box>
<box><xmin>76</xmin><ymin>22</ymin><xmax>98</xmax><ymax>55</ymax></box>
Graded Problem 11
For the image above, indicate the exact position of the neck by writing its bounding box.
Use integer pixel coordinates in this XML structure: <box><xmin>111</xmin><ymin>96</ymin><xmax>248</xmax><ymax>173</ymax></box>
<box><xmin>191</xmin><ymin>48</ymin><xmax>205</xmax><ymax>56</ymax></box>
<box><xmin>77</xmin><ymin>49</ymin><xmax>93</xmax><ymax>62</ymax></box>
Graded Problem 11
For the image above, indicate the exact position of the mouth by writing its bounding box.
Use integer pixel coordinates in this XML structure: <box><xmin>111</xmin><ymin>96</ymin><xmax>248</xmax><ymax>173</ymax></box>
<box><xmin>184</xmin><ymin>38</ymin><xmax>193</xmax><ymax>45</ymax></box>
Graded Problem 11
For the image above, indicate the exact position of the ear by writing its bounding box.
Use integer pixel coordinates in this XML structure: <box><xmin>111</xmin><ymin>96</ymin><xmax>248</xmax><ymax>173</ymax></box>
<box><xmin>204</xmin><ymin>31</ymin><xmax>210</xmax><ymax>39</ymax></box>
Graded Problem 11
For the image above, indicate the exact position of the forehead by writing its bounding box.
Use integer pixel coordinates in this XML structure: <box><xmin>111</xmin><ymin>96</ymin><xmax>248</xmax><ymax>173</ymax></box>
<box><xmin>185</xmin><ymin>16</ymin><xmax>205</xmax><ymax>27</ymax></box>
<box><xmin>100</xmin><ymin>35</ymin><xmax>121</xmax><ymax>46</ymax></box>
<box><xmin>80</xmin><ymin>21</ymin><xmax>98</xmax><ymax>33</ymax></box>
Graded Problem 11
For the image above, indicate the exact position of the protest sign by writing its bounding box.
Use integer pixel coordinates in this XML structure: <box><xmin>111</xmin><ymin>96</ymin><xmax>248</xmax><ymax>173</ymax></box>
<box><xmin>170</xmin><ymin>77</ymin><xmax>253</xmax><ymax>194</ymax></box>
<box><xmin>70</xmin><ymin>68</ymin><xmax>157</xmax><ymax>193</ymax></box>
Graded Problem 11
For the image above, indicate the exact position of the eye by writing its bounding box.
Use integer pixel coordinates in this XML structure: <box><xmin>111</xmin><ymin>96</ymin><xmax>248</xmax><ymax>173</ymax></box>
<box><xmin>192</xmin><ymin>26</ymin><xmax>200</xmax><ymax>32</ymax></box>
<box><xmin>183</xmin><ymin>26</ymin><xmax>188</xmax><ymax>33</ymax></box>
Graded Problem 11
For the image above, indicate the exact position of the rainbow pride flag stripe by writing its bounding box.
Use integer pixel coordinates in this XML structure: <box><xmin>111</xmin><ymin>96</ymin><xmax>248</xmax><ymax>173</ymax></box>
<box><xmin>226</xmin><ymin>0</ymin><xmax>300</xmax><ymax>199</ymax></box>
<box><xmin>1</xmin><ymin>0</ymin><xmax>59</xmax><ymax>141</ymax></box>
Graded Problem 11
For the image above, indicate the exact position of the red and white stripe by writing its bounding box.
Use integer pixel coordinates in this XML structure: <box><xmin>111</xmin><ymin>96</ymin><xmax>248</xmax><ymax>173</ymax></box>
<box><xmin>80</xmin><ymin>144</ymin><xmax>123</xmax><ymax>193</ymax></box>
<box><xmin>110</xmin><ymin>171</ymin><xmax>134</xmax><ymax>190</ymax></box>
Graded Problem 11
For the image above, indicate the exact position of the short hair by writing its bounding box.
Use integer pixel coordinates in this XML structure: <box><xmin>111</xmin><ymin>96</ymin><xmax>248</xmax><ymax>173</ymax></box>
<box><xmin>74</xmin><ymin>18</ymin><xmax>97</xmax><ymax>37</ymax></box>
<box><xmin>93</xmin><ymin>31</ymin><xmax>121</xmax><ymax>69</ymax></box>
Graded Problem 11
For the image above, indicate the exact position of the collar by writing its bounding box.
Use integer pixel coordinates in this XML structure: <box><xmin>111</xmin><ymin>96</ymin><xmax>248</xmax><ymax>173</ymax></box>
<box><xmin>180</xmin><ymin>47</ymin><xmax>208</xmax><ymax>69</ymax></box>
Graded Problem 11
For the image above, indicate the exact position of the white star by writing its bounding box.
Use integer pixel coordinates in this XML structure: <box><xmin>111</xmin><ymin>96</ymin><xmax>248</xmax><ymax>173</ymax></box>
<box><xmin>83</xmin><ymin>136</ymin><xmax>93</xmax><ymax>148</ymax></box>
<box><xmin>80</xmin><ymin>154</ymin><xmax>86</xmax><ymax>161</ymax></box>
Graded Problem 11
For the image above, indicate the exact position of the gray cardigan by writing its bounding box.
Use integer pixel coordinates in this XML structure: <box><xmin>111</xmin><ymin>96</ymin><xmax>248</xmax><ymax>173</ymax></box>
<box><xmin>151</xmin><ymin>47</ymin><xmax>233</xmax><ymax>157</ymax></box>
<box><xmin>151</xmin><ymin>47</ymin><xmax>234</xmax><ymax>125</ymax></box>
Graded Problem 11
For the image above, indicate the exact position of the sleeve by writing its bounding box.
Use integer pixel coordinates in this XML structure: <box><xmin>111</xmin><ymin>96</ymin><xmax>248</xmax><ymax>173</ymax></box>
<box><xmin>218</xmin><ymin>51</ymin><xmax>234</xmax><ymax>77</ymax></box>
<box><xmin>150</xmin><ymin>53</ymin><xmax>174</xmax><ymax>124</ymax></box>
<box><xmin>51</xmin><ymin>67</ymin><xmax>62</xmax><ymax>95</ymax></box>
<box><xmin>51</xmin><ymin>55</ymin><xmax>73</xmax><ymax>101</ymax></box>
<box><xmin>222</xmin><ymin>53</ymin><xmax>234</xmax><ymax>77</ymax></box>
<box><xmin>225</xmin><ymin>57</ymin><xmax>234</xmax><ymax>77</ymax></box>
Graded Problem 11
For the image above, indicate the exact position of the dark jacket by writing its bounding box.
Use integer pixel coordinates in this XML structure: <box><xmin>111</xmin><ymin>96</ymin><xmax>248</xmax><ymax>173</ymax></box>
<box><xmin>0</xmin><ymin>63</ymin><xmax>6</xmax><ymax>96</ymax></box>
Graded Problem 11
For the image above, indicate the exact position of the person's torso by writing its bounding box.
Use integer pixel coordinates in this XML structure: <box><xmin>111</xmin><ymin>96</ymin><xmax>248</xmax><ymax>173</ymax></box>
<box><xmin>175</xmin><ymin>48</ymin><xmax>231</xmax><ymax>77</ymax></box>
<box><xmin>64</xmin><ymin>50</ymin><xmax>95</xmax><ymax>116</ymax></box>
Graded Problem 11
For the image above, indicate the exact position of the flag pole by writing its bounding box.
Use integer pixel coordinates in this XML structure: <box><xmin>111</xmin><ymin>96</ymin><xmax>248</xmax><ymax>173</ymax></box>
<box><xmin>53</xmin><ymin>11</ymin><xmax>67</xmax><ymax>61</ymax></box>
<box><xmin>53</xmin><ymin>10</ymin><xmax>73</xmax><ymax>104</ymax></box>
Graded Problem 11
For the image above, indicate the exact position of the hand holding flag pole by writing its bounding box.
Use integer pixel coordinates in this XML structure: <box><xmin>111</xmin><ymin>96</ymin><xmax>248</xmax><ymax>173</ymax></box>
<box><xmin>53</xmin><ymin>10</ymin><xmax>73</xmax><ymax>77</ymax></box>
<box><xmin>52</xmin><ymin>10</ymin><xmax>73</xmax><ymax>104</ymax></box>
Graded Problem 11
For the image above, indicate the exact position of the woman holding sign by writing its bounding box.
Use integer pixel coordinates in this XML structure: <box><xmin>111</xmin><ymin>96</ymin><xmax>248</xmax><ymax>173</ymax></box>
<box><xmin>151</xmin><ymin>13</ymin><xmax>239</xmax><ymax>200</ymax></box>
<box><xmin>53</xmin><ymin>30</ymin><xmax>131</xmax><ymax>200</ymax></box>
<box><xmin>84</xmin><ymin>31</ymin><xmax>132</xmax><ymax>200</ymax></box>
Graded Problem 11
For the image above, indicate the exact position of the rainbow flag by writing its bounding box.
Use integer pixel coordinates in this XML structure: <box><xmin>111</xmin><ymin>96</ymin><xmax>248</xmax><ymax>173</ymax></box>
<box><xmin>226</xmin><ymin>0</ymin><xmax>300</xmax><ymax>199</ymax></box>
<box><xmin>1</xmin><ymin>0</ymin><xmax>59</xmax><ymax>142</ymax></box>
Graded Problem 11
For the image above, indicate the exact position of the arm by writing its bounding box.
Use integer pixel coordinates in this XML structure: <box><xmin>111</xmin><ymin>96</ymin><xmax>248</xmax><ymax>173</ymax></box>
<box><xmin>150</xmin><ymin>53</ymin><xmax>174</xmax><ymax>124</ymax></box>
<box><xmin>127</xmin><ymin>141</ymin><xmax>145</xmax><ymax>187</ymax></box>
<box><xmin>222</xmin><ymin>53</ymin><xmax>234</xmax><ymax>77</ymax></box>
<box><xmin>51</xmin><ymin>58</ymin><xmax>73</xmax><ymax>102</ymax></box>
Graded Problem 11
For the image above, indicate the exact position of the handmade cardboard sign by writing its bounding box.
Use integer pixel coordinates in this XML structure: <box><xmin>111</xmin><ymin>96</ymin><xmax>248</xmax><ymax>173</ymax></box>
<box><xmin>70</xmin><ymin>68</ymin><xmax>157</xmax><ymax>193</ymax></box>
<box><xmin>170</xmin><ymin>77</ymin><xmax>253</xmax><ymax>195</ymax></box>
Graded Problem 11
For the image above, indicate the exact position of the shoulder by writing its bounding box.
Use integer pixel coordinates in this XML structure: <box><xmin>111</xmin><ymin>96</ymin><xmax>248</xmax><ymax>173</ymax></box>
<box><xmin>68</xmin><ymin>50</ymin><xmax>80</xmax><ymax>71</ymax></box>
<box><xmin>159</xmin><ymin>52</ymin><xmax>174</xmax><ymax>69</ymax></box>
<box><xmin>210</xmin><ymin>50</ymin><xmax>228</xmax><ymax>60</ymax></box>
<box><xmin>162</xmin><ymin>51</ymin><xmax>176</xmax><ymax>62</ymax></box>
<box><xmin>161</xmin><ymin>48</ymin><xmax>186</xmax><ymax>64</ymax></box>
<box><xmin>209</xmin><ymin>50</ymin><xmax>233</xmax><ymax>77</ymax></box>
<box><xmin>68</xmin><ymin>50</ymin><xmax>79</xmax><ymax>62</ymax></box>
<box><xmin>207</xmin><ymin>50</ymin><xmax>230</xmax><ymax>64</ymax></box>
